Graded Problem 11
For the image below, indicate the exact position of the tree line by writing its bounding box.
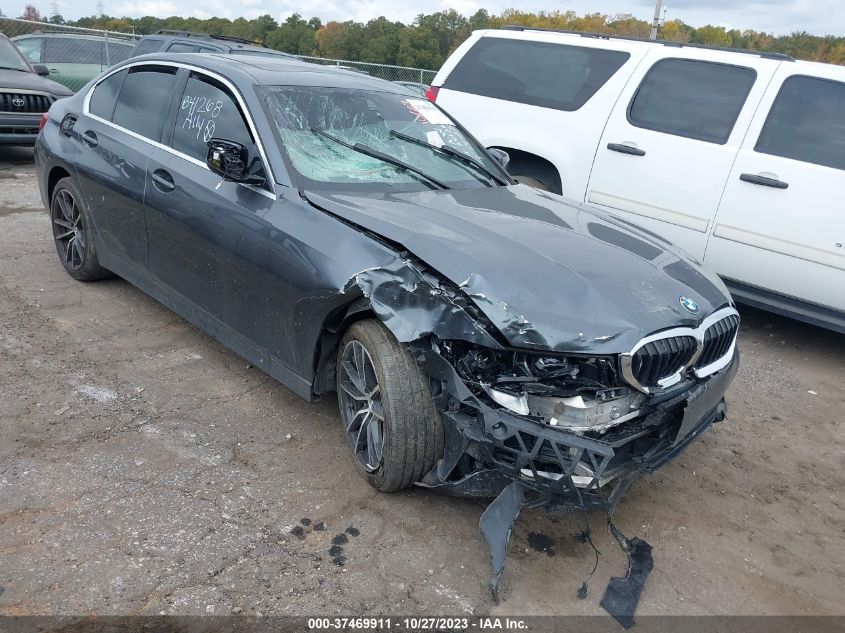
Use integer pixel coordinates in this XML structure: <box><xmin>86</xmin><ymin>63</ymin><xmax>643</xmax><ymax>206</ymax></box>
<box><xmin>11</xmin><ymin>5</ymin><xmax>845</xmax><ymax>68</ymax></box>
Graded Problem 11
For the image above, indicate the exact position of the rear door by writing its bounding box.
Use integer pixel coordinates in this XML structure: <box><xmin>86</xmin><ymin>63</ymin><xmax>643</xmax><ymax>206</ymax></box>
<box><xmin>586</xmin><ymin>49</ymin><xmax>780</xmax><ymax>260</ymax></box>
<box><xmin>705</xmin><ymin>65</ymin><xmax>845</xmax><ymax>313</ymax></box>
<box><xmin>77</xmin><ymin>64</ymin><xmax>179</xmax><ymax>269</ymax></box>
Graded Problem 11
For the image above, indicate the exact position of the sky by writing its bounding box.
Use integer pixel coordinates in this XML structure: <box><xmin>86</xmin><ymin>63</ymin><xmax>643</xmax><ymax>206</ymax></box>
<box><xmin>14</xmin><ymin>0</ymin><xmax>845</xmax><ymax>37</ymax></box>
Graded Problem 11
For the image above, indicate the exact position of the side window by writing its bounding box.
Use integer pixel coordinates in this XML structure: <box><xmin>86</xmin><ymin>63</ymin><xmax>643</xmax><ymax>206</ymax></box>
<box><xmin>89</xmin><ymin>69</ymin><xmax>127</xmax><ymax>120</ymax></box>
<box><xmin>171</xmin><ymin>73</ymin><xmax>253</xmax><ymax>161</ymax></box>
<box><xmin>15</xmin><ymin>38</ymin><xmax>42</xmax><ymax>63</ymax></box>
<box><xmin>628</xmin><ymin>58</ymin><xmax>756</xmax><ymax>144</ymax></box>
<box><xmin>112</xmin><ymin>66</ymin><xmax>178</xmax><ymax>140</ymax></box>
<box><xmin>167</xmin><ymin>42</ymin><xmax>198</xmax><ymax>53</ymax></box>
<box><xmin>132</xmin><ymin>38</ymin><xmax>163</xmax><ymax>56</ymax></box>
<box><xmin>44</xmin><ymin>37</ymin><xmax>103</xmax><ymax>64</ymax></box>
<box><xmin>755</xmin><ymin>75</ymin><xmax>845</xmax><ymax>171</ymax></box>
<box><xmin>443</xmin><ymin>37</ymin><xmax>630</xmax><ymax>112</ymax></box>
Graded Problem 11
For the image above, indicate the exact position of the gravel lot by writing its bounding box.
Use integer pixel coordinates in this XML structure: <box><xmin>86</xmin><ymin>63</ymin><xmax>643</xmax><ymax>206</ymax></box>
<box><xmin>1</xmin><ymin>146</ymin><xmax>843</xmax><ymax>618</ymax></box>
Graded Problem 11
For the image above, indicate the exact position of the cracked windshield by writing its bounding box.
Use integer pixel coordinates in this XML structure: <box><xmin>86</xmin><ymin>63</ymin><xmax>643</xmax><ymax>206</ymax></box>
<box><xmin>263</xmin><ymin>86</ymin><xmax>503</xmax><ymax>192</ymax></box>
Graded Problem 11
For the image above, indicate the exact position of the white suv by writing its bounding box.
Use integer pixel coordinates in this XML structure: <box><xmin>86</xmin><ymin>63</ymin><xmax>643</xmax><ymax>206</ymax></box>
<box><xmin>430</xmin><ymin>26</ymin><xmax>845</xmax><ymax>333</ymax></box>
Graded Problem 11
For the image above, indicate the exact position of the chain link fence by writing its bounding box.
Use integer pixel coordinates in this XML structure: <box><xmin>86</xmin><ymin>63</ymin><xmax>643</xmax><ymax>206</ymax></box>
<box><xmin>297</xmin><ymin>56</ymin><xmax>437</xmax><ymax>89</ymax></box>
<box><xmin>1</xmin><ymin>17</ymin><xmax>437</xmax><ymax>94</ymax></box>
<box><xmin>1</xmin><ymin>17</ymin><xmax>139</xmax><ymax>92</ymax></box>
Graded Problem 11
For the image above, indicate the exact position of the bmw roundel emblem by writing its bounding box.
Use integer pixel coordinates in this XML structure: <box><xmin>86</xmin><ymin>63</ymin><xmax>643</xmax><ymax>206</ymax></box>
<box><xmin>679</xmin><ymin>296</ymin><xmax>699</xmax><ymax>314</ymax></box>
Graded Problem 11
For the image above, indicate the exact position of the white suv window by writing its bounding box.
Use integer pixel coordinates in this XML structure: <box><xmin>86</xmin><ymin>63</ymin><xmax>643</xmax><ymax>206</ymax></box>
<box><xmin>755</xmin><ymin>75</ymin><xmax>845</xmax><ymax>172</ymax></box>
<box><xmin>443</xmin><ymin>37</ymin><xmax>630</xmax><ymax>112</ymax></box>
<box><xmin>628</xmin><ymin>58</ymin><xmax>756</xmax><ymax>144</ymax></box>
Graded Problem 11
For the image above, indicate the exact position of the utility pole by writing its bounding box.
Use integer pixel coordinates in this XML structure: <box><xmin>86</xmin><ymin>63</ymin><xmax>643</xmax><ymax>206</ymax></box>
<box><xmin>96</xmin><ymin>0</ymin><xmax>104</xmax><ymax>17</ymax></box>
<box><xmin>649</xmin><ymin>0</ymin><xmax>664</xmax><ymax>40</ymax></box>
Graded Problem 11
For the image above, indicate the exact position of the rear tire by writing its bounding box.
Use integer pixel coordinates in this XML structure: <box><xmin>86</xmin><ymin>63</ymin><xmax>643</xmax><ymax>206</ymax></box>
<box><xmin>50</xmin><ymin>177</ymin><xmax>111</xmax><ymax>282</ymax></box>
<box><xmin>336</xmin><ymin>319</ymin><xmax>443</xmax><ymax>492</ymax></box>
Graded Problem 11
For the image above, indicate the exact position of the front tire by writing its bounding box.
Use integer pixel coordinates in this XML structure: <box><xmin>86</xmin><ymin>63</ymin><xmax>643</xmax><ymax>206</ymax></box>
<box><xmin>50</xmin><ymin>177</ymin><xmax>111</xmax><ymax>282</ymax></box>
<box><xmin>336</xmin><ymin>319</ymin><xmax>443</xmax><ymax>492</ymax></box>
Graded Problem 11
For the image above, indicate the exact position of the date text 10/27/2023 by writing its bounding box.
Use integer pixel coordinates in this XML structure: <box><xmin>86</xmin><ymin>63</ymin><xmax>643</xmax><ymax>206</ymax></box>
<box><xmin>307</xmin><ymin>617</ymin><xmax>529</xmax><ymax>630</ymax></box>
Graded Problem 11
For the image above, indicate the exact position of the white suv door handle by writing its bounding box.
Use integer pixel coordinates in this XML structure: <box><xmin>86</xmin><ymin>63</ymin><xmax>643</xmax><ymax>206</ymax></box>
<box><xmin>739</xmin><ymin>173</ymin><xmax>788</xmax><ymax>189</ymax></box>
<box><xmin>607</xmin><ymin>142</ymin><xmax>646</xmax><ymax>157</ymax></box>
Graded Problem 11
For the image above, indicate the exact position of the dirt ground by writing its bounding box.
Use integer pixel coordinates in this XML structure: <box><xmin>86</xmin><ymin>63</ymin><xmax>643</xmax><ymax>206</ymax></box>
<box><xmin>1</xmin><ymin>146</ymin><xmax>843</xmax><ymax>618</ymax></box>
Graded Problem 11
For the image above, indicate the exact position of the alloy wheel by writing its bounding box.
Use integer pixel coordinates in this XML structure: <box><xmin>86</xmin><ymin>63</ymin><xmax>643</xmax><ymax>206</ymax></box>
<box><xmin>338</xmin><ymin>339</ymin><xmax>385</xmax><ymax>472</ymax></box>
<box><xmin>51</xmin><ymin>189</ymin><xmax>85</xmax><ymax>271</ymax></box>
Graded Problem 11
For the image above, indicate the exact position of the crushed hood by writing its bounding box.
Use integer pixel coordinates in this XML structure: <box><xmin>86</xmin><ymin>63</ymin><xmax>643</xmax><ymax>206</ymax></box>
<box><xmin>306</xmin><ymin>184</ymin><xmax>732</xmax><ymax>353</ymax></box>
<box><xmin>0</xmin><ymin>68</ymin><xmax>70</xmax><ymax>96</ymax></box>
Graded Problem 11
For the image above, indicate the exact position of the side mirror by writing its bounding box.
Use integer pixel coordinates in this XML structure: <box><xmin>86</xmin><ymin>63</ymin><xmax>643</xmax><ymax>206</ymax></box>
<box><xmin>487</xmin><ymin>148</ymin><xmax>510</xmax><ymax>170</ymax></box>
<box><xmin>206</xmin><ymin>138</ymin><xmax>264</xmax><ymax>185</ymax></box>
<box><xmin>32</xmin><ymin>64</ymin><xmax>50</xmax><ymax>77</ymax></box>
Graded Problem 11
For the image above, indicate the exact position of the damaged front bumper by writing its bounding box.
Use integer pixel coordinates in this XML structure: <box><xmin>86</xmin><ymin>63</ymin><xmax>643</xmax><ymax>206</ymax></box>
<box><xmin>417</xmin><ymin>343</ymin><xmax>738</xmax><ymax>507</ymax></box>
<box><xmin>415</xmin><ymin>341</ymin><xmax>738</xmax><ymax>620</ymax></box>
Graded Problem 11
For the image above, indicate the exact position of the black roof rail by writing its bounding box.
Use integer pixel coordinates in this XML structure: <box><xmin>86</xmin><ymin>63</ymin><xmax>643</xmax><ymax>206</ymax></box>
<box><xmin>153</xmin><ymin>29</ymin><xmax>267</xmax><ymax>48</ymax></box>
<box><xmin>498</xmin><ymin>25</ymin><xmax>795</xmax><ymax>62</ymax></box>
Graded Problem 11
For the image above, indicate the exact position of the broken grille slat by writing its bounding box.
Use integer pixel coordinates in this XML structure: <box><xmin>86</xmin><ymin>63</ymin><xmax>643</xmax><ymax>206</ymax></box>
<box><xmin>653</xmin><ymin>341</ymin><xmax>667</xmax><ymax>383</ymax></box>
<box><xmin>640</xmin><ymin>344</ymin><xmax>653</xmax><ymax>383</ymax></box>
<box><xmin>647</xmin><ymin>342</ymin><xmax>661</xmax><ymax>384</ymax></box>
<box><xmin>632</xmin><ymin>335</ymin><xmax>696</xmax><ymax>388</ymax></box>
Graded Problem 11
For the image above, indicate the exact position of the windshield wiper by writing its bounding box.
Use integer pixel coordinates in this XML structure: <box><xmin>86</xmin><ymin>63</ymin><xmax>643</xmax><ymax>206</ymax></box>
<box><xmin>389</xmin><ymin>129</ymin><xmax>509</xmax><ymax>186</ymax></box>
<box><xmin>310</xmin><ymin>127</ymin><xmax>448</xmax><ymax>190</ymax></box>
<box><xmin>0</xmin><ymin>66</ymin><xmax>29</xmax><ymax>72</ymax></box>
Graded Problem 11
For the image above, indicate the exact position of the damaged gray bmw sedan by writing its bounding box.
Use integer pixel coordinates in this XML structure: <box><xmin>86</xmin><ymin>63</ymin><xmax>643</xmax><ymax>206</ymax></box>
<box><xmin>36</xmin><ymin>53</ymin><xmax>739</xmax><ymax>617</ymax></box>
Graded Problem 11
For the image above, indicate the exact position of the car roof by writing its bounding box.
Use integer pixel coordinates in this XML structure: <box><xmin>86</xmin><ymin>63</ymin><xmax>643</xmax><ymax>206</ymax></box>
<box><xmin>789</xmin><ymin>58</ymin><xmax>845</xmax><ymax>74</ymax></box>
<box><xmin>125</xmin><ymin>52</ymin><xmax>413</xmax><ymax>93</ymax></box>
<box><xmin>137</xmin><ymin>30</ymin><xmax>287</xmax><ymax>56</ymax></box>
<box><xmin>13</xmin><ymin>31</ymin><xmax>134</xmax><ymax>45</ymax></box>
<box><xmin>491</xmin><ymin>25</ymin><xmax>795</xmax><ymax>62</ymax></box>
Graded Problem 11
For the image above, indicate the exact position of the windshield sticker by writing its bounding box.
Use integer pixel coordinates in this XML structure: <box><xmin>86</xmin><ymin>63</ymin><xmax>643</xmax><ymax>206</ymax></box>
<box><xmin>402</xmin><ymin>99</ymin><xmax>453</xmax><ymax>126</ymax></box>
